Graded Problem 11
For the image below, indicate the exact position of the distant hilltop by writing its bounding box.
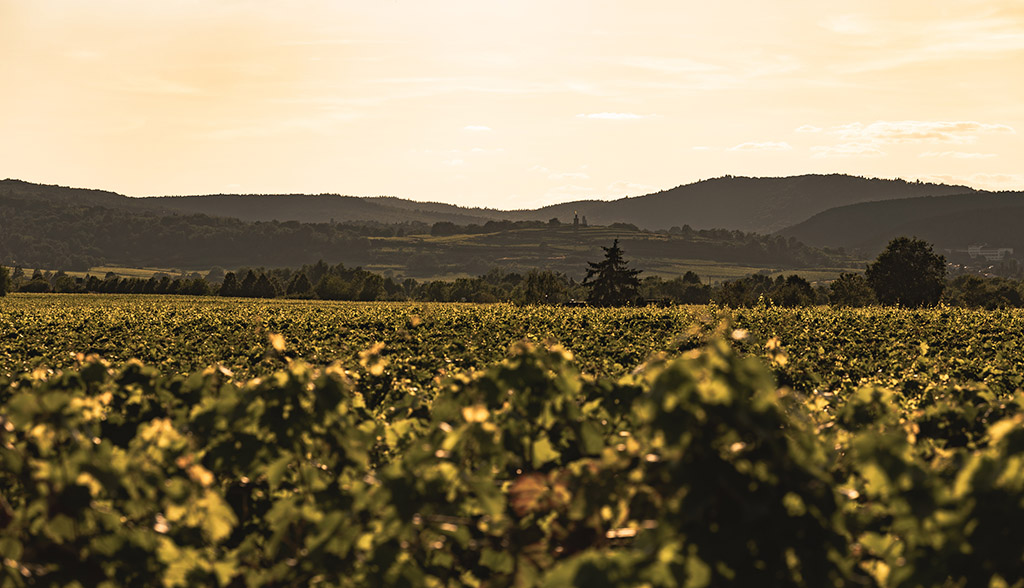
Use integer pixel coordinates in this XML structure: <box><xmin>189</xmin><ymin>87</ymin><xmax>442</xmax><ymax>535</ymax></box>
<box><xmin>2</xmin><ymin>173</ymin><xmax>980</xmax><ymax>235</ymax></box>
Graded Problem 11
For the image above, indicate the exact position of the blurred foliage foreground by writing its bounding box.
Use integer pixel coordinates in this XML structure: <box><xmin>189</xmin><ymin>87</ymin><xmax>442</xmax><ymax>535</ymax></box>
<box><xmin>3</xmin><ymin>329</ymin><xmax>1024</xmax><ymax>587</ymax></box>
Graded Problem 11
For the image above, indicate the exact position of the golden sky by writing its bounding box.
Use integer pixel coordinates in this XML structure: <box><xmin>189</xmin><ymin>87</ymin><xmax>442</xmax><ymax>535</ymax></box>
<box><xmin>2</xmin><ymin>0</ymin><xmax>1022</xmax><ymax>209</ymax></box>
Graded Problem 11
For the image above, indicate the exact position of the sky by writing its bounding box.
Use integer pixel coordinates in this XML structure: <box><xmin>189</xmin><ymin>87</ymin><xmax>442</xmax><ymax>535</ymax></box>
<box><xmin>1</xmin><ymin>0</ymin><xmax>1022</xmax><ymax>209</ymax></box>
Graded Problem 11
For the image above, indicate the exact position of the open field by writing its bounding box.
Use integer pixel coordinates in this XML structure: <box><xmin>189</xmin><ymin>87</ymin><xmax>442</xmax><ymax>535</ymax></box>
<box><xmin>2</xmin><ymin>294</ymin><xmax>1024</xmax><ymax>586</ymax></box>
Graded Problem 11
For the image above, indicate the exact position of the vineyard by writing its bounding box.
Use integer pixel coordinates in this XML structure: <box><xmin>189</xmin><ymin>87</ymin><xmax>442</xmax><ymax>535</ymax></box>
<box><xmin>3</xmin><ymin>295</ymin><xmax>1024</xmax><ymax>586</ymax></box>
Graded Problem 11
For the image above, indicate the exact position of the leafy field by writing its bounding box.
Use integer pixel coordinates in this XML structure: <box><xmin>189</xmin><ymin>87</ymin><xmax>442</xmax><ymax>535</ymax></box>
<box><xmin>2</xmin><ymin>295</ymin><xmax>1024</xmax><ymax>586</ymax></box>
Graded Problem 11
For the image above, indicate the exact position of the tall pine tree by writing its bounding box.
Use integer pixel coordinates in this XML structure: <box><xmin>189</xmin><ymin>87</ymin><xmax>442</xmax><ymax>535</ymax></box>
<box><xmin>583</xmin><ymin>239</ymin><xmax>642</xmax><ymax>306</ymax></box>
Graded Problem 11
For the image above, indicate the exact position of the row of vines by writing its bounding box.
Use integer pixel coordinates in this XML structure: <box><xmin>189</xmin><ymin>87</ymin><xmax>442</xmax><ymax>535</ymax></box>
<box><xmin>2</xmin><ymin>295</ymin><xmax>1024</xmax><ymax>586</ymax></box>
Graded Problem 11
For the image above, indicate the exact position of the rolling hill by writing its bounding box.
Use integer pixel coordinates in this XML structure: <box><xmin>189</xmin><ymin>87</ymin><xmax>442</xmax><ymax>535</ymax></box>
<box><xmin>505</xmin><ymin>174</ymin><xmax>977</xmax><ymax>233</ymax></box>
<box><xmin>777</xmin><ymin>192</ymin><xmax>1024</xmax><ymax>257</ymax></box>
<box><xmin>3</xmin><ymin>174</ymin><xmax>978</xmax><ymax>234</ymax></box>
<box><xmin>1</xmin><ymin>178</ymin><xmax>856</xmax><ymax>277</ymax></box>
<box><xmin>142</xmin><ymin>194</ymin><xmax>498</xmax><ymax>226</ymax></box>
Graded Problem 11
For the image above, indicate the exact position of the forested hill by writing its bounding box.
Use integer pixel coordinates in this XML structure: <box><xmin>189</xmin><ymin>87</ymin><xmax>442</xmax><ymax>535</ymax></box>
<box><xmin>776</xmin><ymin>192</ymin><xmax>1024</xmax><ymax>257</ymax></box>
<box><xmin>2</xmin><ymin>174</ymin><xmax>979</xmax><ymax>234</ymax></box>
<box><xmin>141</xmin><ymin>175</ymin><xmax>979</xmax><ymax>233</ymax></box>
<box><xmin>0</xmin><ymin>179</ymin><xmax>147</xmax><ymax>209</ymax></box>
<box><xmin>0</xmin><ymin>178</ymin><xmax>850</xmax><ymax>275</ymax></box>
<box><xmin>508</xmin><ymin>174</ymin><xmax>978</xmax><ymax>233</ymax></box>
<box><xmin>0</xmin><ymin>179</ymin><xmax>498</xmax><ymax>227</ymax></box>
<box><xmin>142</xmin><ymin>194</ymin><xmax>498</xmax><ymax>226</ymax></box>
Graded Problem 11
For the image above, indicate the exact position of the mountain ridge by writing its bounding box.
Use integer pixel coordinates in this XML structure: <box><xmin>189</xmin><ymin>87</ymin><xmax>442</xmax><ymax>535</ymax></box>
<box><xmin>2</xmin><ymin>174</ymin><xmax>981</xmax><ymax>234</ymax></box>
<box><xmin>777</xmin><ymin>192</ymin><xmax>1024</xmax><ymax>257</ymax></box>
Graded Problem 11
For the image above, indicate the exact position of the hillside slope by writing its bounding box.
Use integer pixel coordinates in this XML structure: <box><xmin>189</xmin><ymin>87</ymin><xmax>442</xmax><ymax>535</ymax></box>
<box><xmin>512</xmin><ymin>174</ymin><xmax>977</xmax><ymax>233</ymax></box>
<box><xmin>3</xmin><ymin>174</ymin><xmax>978</xmax><ymax>234</ymax></box>
<box><xmin>777</xmin><ymin>192</ymin><xmax>1024</xmax><ymax>255</ymax></box>
<box><xmin>143</xmin><ymin>194</ymin><xmax>499</xmax><ymax>226</ymax></box>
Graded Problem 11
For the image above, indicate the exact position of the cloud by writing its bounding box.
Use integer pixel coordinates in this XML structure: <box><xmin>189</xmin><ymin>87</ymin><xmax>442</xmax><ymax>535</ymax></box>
<box><xmin>280</xmin><ymin>39</ymin><xmax>403</xmax><ymax>46</ymax></box>
<box><xmin>115</xmin><ymin>76</ymin><xmax>203</xmax><ymax>95</ymax></box>
<box><xmin>549</xmin><ymin>171</ymin><xmax>591</xmax><ymax>180</ymax></box>
<box><xmin>830</xmin><ymin>121</ymin><xmax>1015</xmax><ymax>144</ymax></box>
<box><xmin>795</xmin><ymin>124</ymin><xmax>822</xmax><ymax>133</ymax></box>
<box><xmin>922</xmin><ymin>173</ymin><xmax>1024</xmax><ymax>191</ymax></box>
<box><xmin>546</xmin><ymin>184</ymin><xmax>595</xmax><ymax>198</ymax></box>
<box><xmin>819</xmin><ymin>14</ymin><xmax>873</xmax><ymax>36</ymax></box>
<box><xmin>607</xmin><ymin>181</ymin><xmax>657</xmax><ymax>195</ymax></box>
<box><xmin>206</xmin><ymin>112</ymin><xmax>361</xmax><ymax>140</ymax></box>
<box><xmin>576</xmin><ymin>112</ymin><xmax>657</xmax><ymax>120</ymax></box>
<box><xmin>919</xmin><ymin>151</ymin><xmax>997</xmax><ymax>159</ymax></box>
<box><xmin>963</xmin><ymin>173</ymin><xmax>1024</xmax><ymax>190</ymax></box>
<box><xmin>443</xmin><ymin>159</ymin><xmax>465</xmax><ymax>166</ymax></box>
<box><xmin>618</xmin><ymin>56</ymin><xmax>722</xmax><ymax>74</ymax></box>
<box><xmin>463</xmin><ymin>125</ymin><xmax>492</xmax><ymax>132</ymax></box>
<box><xmin>530</xmin><ymin>165</ymin><xmax>590</xmax><ymax>181</ymax></box>
<box><xmin>729</xmin><ymin>141</ymin><xmax>793</xmax><ymax>151</ymax></box>
<box><xmin>65</xmin><ymin>49</ymin><xmax>104</xmax><ymax>61</ymax></box>
<box><xmin>811</xmin><ymin>143</ymin><xmax>887</xmax><ymax>158</ymax></box>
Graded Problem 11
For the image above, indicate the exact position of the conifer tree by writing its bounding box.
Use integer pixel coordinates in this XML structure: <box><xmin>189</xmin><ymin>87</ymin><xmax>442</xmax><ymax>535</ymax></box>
<box><xmin>287</xmin><ymin>273</ymin><xmax>313</xmax><ymax>296</ymax></box>
<box><xmin>240</xmin><ymin>270</ymin><xmax>258</xmax><ymax>298</ymax></box>
<box><xmin>583</xmin><ymin>239</ymin><xmax>642</xmax><ymax>306</ymax></box>
<box><xmin>255</xmin><ymin>273</ymin><xmax>277</xmax><ymax>298</ymax></box>
<box><xmin>219</xmin><ymin>272</ymin><xmax>240</xmax><ymax>297</ymax></box>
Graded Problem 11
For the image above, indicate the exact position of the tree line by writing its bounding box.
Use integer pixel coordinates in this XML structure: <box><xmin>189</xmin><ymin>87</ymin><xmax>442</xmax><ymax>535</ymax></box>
<box><xmin>1</xmin><ymin>237</ymin><xmax>1018</xmax><ymax>308</ymax></box>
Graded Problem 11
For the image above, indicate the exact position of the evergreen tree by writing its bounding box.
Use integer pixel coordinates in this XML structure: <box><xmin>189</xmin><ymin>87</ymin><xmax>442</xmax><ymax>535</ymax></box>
<box><xmin>255</xmin><ymin>273</ymin><xmax>277</xmax><ymax>298</ymax></box>
<box><xmin>583</xmin><ymin>239</ymin><xmax>642</xmax><ymax>306</ymax></box>
<box><xmin>315</xmin><ymin>274</ymin><xmax>349</xmax><ymax>300</ymax></box>
<box><xmin>286</xmin><ymin>273</ymin><xmax>312</xmax><ymax>296</ymax></box>
<box><xmin>0</xmin><ymin>264</ymin><xmax>8</xmax><ymax>296</ymax></box>
<box><xmin>219</xmin><ymin>272</ymin><xmax>240</xmax><ymax>297</ymax></box>
<box><xmin>240</xmin><ymin>270</ymin><xmax>258</xmax><ymax>297</ymax></box>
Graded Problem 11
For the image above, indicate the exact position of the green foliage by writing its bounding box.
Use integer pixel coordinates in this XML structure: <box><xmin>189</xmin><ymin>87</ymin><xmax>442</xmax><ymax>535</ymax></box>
<box><xmin>944</xmin><ymin>274</ymin><xmax>1023</xmax><ymax>309</ymax></box>
<box><xmin>866</xmin><ymin>237</ymin><xmax>946</xmax><ymax>307</ymax></box>
<box><xmin>6</xmin><ymin>298</ymin><xmax>1024</xmax><ymax>585</ymax></box>
<box><xmin>829</xmin><ymin>272</ymin><xmax>876</xmax><ymax>307</ymax></box>
<box><xmin>715</xmin><ymin>274</ymin><xmax>816</xmax><ymax>307</ymax></box>
<box><xmin>516</xmin><ymin>270</ymin><xmax>568</xmax><ymax>305</ymax></box>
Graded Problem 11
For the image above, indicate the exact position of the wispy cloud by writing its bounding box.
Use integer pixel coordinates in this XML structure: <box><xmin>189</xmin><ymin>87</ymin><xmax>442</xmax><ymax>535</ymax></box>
<box><xmin>65</xmin><ymin>49</ymin><xmax>104</xmax><ymax>61</ymax></box>
<box><xmin>831</xmin><ymin>121</ymin><xmax>1015</xmax><ymax>144</ymax></box>
<box><xmin>206</xmin><ymin>112</ymin><xmax>360</xmax><ymax>140</ymax></box>
<box><xmin>729</xmin><ymin>141</ymin><xmax>792</xmax><ymax>151</ymax></box>
<box><xmin>830</xmin><ymin>14</ymin><xmax>1024</xmax><ymax>74</ymax></box>
<box><xmin>618</xmin><ymin>56</ymin><xmax>723</xmax><ymax>74</ymax></box>
<box><xmin>280</xmin><ymin>39</ymin><xmax>404</xmax><ymax>46</ymax></box>
<box><xmin>114</xmin><ymin>76</ymin><xmax>203</xmax><ymax>95</ymax></box>
<box><xmin>820</xmin><ymin>14</ymin><xmax>873</xmax><ymax>36</ymax></box>
<box><xmin>463</xmin><ymin>125</ymin><xmax>492</xmax><ymax>132</ymax></box>
<box><xmin>795</xmin><ymin>124</ymin><xmax>822</xmax><ymax>133</ymax></box>
<box><xmin>811</xmin><ymin>143</ymin><xmax>887</xmax><ymax>158</ymax></box>
<box><xmin>576</xmin><ymin>112</ymin><xmax>657</xmax><ymax>120</ymax></box>
<box><xmin>607</xmin><ymin>180</ymin><xmax>657</xmax><ymax>195</ymax></box>
<box><xmin>550</xmin><ymin>171</ymin><xmax>590</xmax><ymax>180</ymax></box>
<box><xmin>922</xmin><ymin>173</ymin><xmax>1024</xmax><ymax>191</ymax></box>
<box><xmin>919</xmin><ymin>151</ymin><xmax>997</xmax><ymax>159</ymax></box>
<box><xmin>530</xmin><ymin>165</ymin><xmax>590</xmax><ymax>181</ymax></box>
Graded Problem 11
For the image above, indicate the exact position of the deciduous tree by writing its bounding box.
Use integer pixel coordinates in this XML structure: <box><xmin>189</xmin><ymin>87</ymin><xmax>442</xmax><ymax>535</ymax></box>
<box><xmin>866</xmin><ymin>237</ymin><xmax>946</xmax><ymax>307</ymax></box>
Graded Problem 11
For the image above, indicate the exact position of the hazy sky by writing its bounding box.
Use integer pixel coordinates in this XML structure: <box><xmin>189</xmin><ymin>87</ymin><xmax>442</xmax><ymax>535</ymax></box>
<box><xmin>2</xmin><ymin>0</ymin><xmax>1022</xmax><ymax>208</ymax></box>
